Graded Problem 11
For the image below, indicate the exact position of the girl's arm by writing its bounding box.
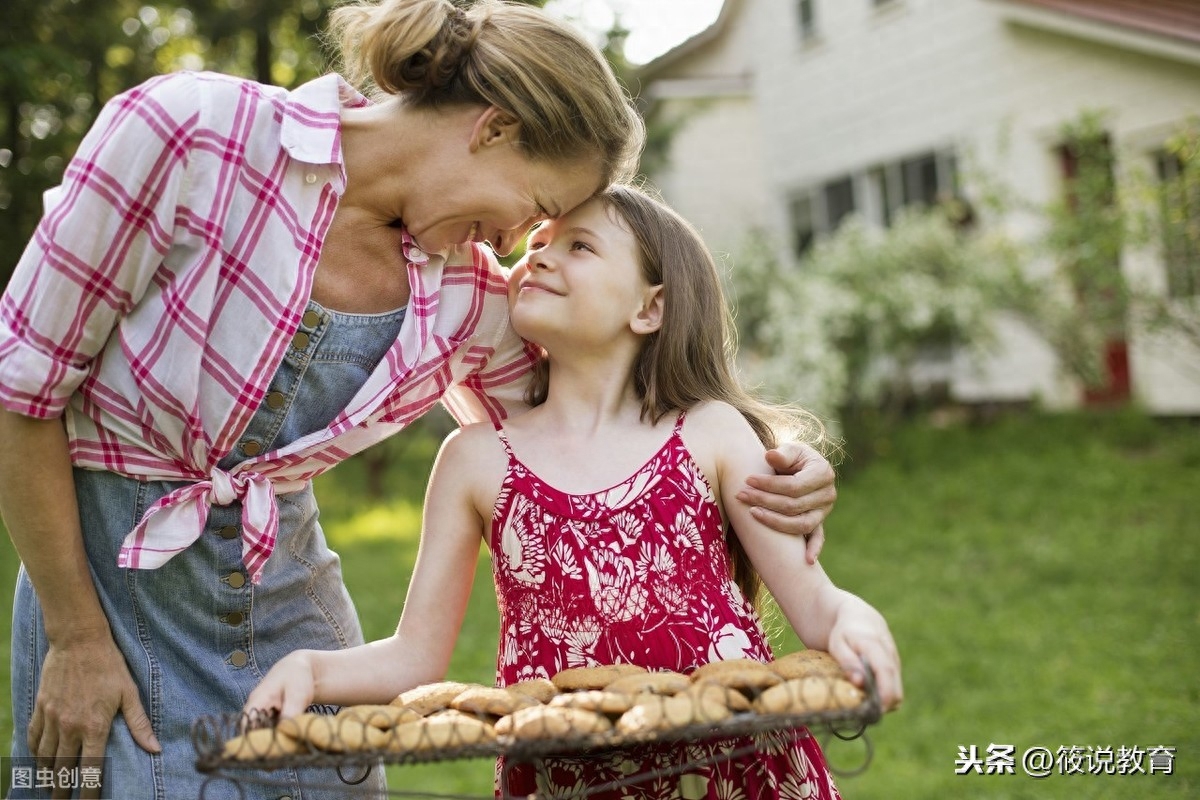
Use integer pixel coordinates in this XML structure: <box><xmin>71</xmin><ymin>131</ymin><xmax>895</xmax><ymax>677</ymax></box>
<box><xmin>685</xmin><ymin>403</ymin><xmax>902</xmax><ymax>710</ymax></box>
<box><xmin>245</xmin><ymin>427</ymin><xmax>492</xmax><ymax>719</ymax></box>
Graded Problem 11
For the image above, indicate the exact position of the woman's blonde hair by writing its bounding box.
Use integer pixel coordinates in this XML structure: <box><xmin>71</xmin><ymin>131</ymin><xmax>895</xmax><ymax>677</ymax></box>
<box><xmin>329</xmin><ymin>0</ymin><xmax>644</xmax><ymax>185</ymax></box>
<box><xmin>525</xmin><ymin>184</ymin><xmax>831</xmax><ymax>606</ymax></box>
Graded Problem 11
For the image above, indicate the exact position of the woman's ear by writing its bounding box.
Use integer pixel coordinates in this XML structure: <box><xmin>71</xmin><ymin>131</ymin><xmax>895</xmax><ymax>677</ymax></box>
<box><xmin>469</xmin><ymin>106</ymin><xmax>522</xmax><ymax>152</ymax></box>
<box><xmin>631</xmin><ymin>285</ymin><xmax>664</xmax><ymax>335</ymax></box>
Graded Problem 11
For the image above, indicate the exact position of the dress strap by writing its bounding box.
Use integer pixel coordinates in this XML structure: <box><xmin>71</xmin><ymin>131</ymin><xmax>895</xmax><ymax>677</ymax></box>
<box><xmin>673</xmin><ymin>410</ymin><xmax>688</xmax><ymax>435</ymax></box>
<box><xmin>494</xmin><ymin>424</ymin><xmax>515</xmax><ymax>458</ymax></box>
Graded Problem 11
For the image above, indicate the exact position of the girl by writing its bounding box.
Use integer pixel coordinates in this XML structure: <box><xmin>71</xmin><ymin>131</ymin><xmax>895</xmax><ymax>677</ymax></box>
<box><xmin>246</xmin><ymin>186</ymin><xmax>903</xmax><ymax>798</ymax></box>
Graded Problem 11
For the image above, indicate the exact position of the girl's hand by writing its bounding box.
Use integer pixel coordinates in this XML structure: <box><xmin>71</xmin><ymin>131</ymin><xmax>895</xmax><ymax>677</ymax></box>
<box><xmin>826</xmin><ymin>601</ymin><xmax>903</xmax><ymax>712</ymax></box>
<box><xmin>243</xmin><ymin>651</ymin><xmax>319</xmax><ymax>721</ymax></box>
<box><xmin>737</xmin><ymin>442</ymin><xmax>836</xmax><ymax>563</ymax></box>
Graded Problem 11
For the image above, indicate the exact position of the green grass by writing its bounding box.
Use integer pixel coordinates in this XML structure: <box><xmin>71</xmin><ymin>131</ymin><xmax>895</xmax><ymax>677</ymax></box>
<box><xmin>1</xmin><ymin>410</ymin><xmax>1196</xmax><ymax>797</ymax></box>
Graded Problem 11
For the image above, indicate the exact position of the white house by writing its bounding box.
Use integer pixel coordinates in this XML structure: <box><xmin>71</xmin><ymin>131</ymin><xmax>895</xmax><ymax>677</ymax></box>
<box><xmin>637</xmin><ymin>0</ymin><xmax>1200</xmax><ymax>414</ymax></box>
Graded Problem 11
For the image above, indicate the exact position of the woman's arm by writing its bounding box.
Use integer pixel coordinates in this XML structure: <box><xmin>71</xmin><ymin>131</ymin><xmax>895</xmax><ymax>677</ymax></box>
<box><xmin>685</xmin><ymin>403</ymin><xmax>902</xmax><ymax>709</ymax></box>
<box><xmin>0</xmin><ymin>410</ymin><xmax>161</xmax><ymax>763</ymax></box>
<box><xmin>245</xmin><ymin>427</ymin><xmax>491</xmax><ymax>718</ymax></box>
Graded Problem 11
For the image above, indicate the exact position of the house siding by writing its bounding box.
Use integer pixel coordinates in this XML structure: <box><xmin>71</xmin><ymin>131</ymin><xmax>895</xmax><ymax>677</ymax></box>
<box><xmin>641</xmin><ymin>0</ymin><xmax>1200</xmax><ymax>413</ymax></box>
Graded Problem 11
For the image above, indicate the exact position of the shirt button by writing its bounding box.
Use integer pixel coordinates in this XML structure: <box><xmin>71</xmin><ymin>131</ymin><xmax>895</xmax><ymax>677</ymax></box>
<box><xmin>291</xmin><ymin>331</ymin><xmax>310</xmax><ymax>350</ymax></box>
<box><xmin>217</xmin><ymin>525</ymin><xmax>239</xmax><ymax>540</ymax></box>
<box><xmin>265</xmin><ymin>391</ymin><xmax>286</xmax><ymax>410</ymax></box>
<box><xmin>241</xmin><ymin>440</ymin><xmax>262</xmax><ymax>457</ymax></box>
<box><xmin>305</xmin><ymin>173</ymin><xmax>317</xmax><ymax>184</ymax></box>
<box><xmin>302</xmin><ymin>310</ymin><xmax>322</xmax><ymax>328</ymax></box>
<box><xmin>229</xmin><ymin>650</ymin><xmax>249</xmax><ymax>668</ymax></box>
<box><xmin>226</xmin><ymin>572</ymin><xmax>246</xmax><ymax>589</ymax></box>
<box><xmin>223</xmin><ymin>611</ymin><xmax>245</xmax><ymax>626</ymax></box>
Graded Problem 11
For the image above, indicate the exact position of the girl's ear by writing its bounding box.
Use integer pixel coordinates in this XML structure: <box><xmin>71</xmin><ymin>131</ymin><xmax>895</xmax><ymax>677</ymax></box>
<box><xmin>469</xmin><ymin>106</ymin><xmax>522</xmax><ymax>152</ymax></box>
<box><xmin>631</xmin><ymin>285</ymin><xmax>664</xmax><ymax>335</ymax></box>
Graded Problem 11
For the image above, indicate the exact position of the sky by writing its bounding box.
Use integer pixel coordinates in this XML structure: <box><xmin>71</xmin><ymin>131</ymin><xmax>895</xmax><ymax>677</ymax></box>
<box><xmin>543</xmin><ymin>0</ymin><xmax>726</xmax><ymax>65</ymax></box>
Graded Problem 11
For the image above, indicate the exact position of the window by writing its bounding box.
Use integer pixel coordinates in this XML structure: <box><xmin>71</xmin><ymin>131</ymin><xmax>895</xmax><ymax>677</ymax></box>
<box><xmin>823</xmin><ymin>176</ymin><xmax>856</xmax><ymax>231</ymax></box>
<box><xmin>1157</xmin><ymin>149</ymin><xmax>1200</xmax><ymax>298</ymax></box>
<box><xmin>797</xmin><ymin>0</ymin><xmax>817</xmax><ymax>37</ymax></box>
<box><xmin>790</xmin><ymin>194</ymin><xmax>816</xmax><ymax>258</ymax></box>
<box><xmin>786</xmin><ymin>149</ymin><xmax>958</xmax><ymax>259</ymax></box>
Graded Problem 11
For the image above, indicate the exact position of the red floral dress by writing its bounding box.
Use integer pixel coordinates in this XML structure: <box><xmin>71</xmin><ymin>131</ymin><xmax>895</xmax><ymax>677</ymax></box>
<box><xmin>490</xmin><ymin>414</ymin><xmax>841</xmax><ymax>799</ymax></box>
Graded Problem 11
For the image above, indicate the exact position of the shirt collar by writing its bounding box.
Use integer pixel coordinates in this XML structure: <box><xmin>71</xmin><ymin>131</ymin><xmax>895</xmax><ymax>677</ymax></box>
<box><xmin>279</xmin><ymin>73</ymin><xmax>370</xmax><ymax>166</ymax></box>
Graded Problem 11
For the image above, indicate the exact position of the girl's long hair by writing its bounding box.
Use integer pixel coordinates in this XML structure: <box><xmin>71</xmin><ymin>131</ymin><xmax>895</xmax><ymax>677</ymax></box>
<box><xmin>525</xmin><ymin>184</ymin><xmax>831</xmax><ymax>606</ymax></box>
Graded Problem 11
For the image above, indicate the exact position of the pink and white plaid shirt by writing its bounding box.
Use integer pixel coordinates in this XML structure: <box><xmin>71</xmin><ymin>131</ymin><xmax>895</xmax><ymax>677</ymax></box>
<box><xmin>0</xmin><ymin>71</ymin><xmax>536</xmax><ymax>583</ymax></box>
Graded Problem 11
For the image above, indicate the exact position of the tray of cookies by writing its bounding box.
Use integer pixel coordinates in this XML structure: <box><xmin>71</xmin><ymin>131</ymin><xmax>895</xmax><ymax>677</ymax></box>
<box><xmin>194</xmin><ymin>650</ymin><xmax>881</xmax><ymax>778</ymax></box>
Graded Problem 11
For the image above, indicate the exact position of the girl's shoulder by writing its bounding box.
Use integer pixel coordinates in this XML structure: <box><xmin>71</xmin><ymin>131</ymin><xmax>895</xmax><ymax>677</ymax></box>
<box><xmin>435</xmin><ymin>422</ymin><xmax>510</xmax><ymax>511</ymax></box>
<box><xmin>683</xmin><ymin>400</ymin><xmax>758</xmax><ymax>443</ymax></box>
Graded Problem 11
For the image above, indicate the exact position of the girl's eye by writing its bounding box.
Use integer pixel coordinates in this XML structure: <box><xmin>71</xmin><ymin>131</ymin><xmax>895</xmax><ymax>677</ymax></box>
<box><xmin>571</xmin><ymin>241</ymin><xmax>594</xmax><ymax>253</ymax></box>
<box><xmin>526</xmin><ymin>239</ymin><xmax>547</xmax><ymax>251</ymax></box>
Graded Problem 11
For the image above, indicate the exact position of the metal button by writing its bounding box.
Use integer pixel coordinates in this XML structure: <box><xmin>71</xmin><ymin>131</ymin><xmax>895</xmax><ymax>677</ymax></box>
<box><xmin>229</xmin><ymin>650</ymin><xmax>249</xmax><ymax>668</ymax></box>
<box><xmin>241</xmin><ymin>440</ymin><xmax>262</xmax><ymax>457</ymax></box>
<box><xmin>223</xmin><ymin>611</ymin><xmax>245</xmax><ymax>626</ymax></box>
<box><xmin>291</xmin><ymin>331</ymin><xmax>310</xmax><ymax>350</ymax></box>
<box><xmin>226</xmin><ymin>572</ymin><xmax>246</xmax><ymax>589</ymax></box>
<box><xmin>305</xmin><ymin>173</ymin><xmax>317</xmax><ymax>185</ymax></box>
<box><xmin>217</xmin><ymin>525</ymin><xmax>239</xmax><ymax>540</ymax></box>
<box><xmin>302</xmin><ymin>310</ymin><xmax>321</xmax><ymax>328</ymax></box>
<box><xmin>265</xmin><ymin>391</ymin><xmax>286</xmax><ymax>410</ymax></box>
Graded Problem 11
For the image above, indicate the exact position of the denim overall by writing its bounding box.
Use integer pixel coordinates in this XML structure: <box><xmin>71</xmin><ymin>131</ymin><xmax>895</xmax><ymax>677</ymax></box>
<box><xmin>11</xmin><ymin>301</ymin><xmax>406</xmax><ymax>799</ymax></box>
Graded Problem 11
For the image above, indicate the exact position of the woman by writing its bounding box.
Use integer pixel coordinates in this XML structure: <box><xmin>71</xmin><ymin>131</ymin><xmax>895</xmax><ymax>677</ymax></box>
<box><xmin>0</xmin><ymin>1</ymin><xmax>836</xmax><ymax>797</ymax></box>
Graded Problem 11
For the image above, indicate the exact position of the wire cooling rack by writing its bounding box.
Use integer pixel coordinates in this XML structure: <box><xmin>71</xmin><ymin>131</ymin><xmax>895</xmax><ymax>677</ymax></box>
<box><xmin>193</xmin><ymin>668</ymin><xmax>883</xmax><ymax>799</ymax></box>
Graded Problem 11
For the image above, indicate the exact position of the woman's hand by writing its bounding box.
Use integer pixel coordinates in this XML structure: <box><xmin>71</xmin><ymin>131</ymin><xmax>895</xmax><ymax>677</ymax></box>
<box><xmin>736</xmin><ymin>441</ymin><xmax>837</xmax><ymax>562</ymax></box>
<box><xmin>31</xmin><ymin>632</ymin><xmax>158</xmax><ymax>799</ymax></box>
<box><xmin>825</xmin><ymin>601</ymin><xmax>903</xmax><ymax>712</ymax></box>
<box><xmin>244</xmin><ymin>652</ymin><xmax>319</xmax><ymax>721</ymax></box>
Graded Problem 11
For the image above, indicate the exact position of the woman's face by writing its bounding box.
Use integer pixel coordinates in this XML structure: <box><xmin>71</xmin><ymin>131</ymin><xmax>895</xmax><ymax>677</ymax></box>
<box><xmin>402</xmin><ymin>110</ymin><xmax>604</xmax><ymax>257</ymax></box>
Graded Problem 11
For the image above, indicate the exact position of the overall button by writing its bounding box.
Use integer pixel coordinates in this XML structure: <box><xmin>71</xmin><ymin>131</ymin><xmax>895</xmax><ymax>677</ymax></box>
<box><xmin>241</xmin><ymin>440</ymin><xmax>262</xmax><ymax>457</ymax></box>
<box><xmin>229</xmin><ymin>650</ymin><xmax>249</xmax><ymax>668</ymax></box>
<box><xmin>264</xmin><ymin>391</ymin><xmax>286</xmax><ymax>410</ymax></box>
<box><xmin>222</xmin><ymin>611</ymin><xmax>245</xmax><ymax>626</ymax></box>
<box><xmin>226</xmin><ymin>572</ymin><xmax>246</xmax><ymax>589</ymax></box>
<box><xmin>291</xmin><ymin>331</ymin><xmax>310</xmax><ymax>350</ymax></box>
<box><xmin>217</xmin><ymin>525</ymin><xmax>239</xmax><ymax>540</ymax></box>
<box><xmin>301</xmin><ymin>310</ymin><xmax>322</xmax><ymax>328</ymax></box>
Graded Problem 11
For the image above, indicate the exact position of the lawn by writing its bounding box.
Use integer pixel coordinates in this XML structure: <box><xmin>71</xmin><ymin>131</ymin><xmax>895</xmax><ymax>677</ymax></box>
<box><xmin>0</xmin><ymin>410</ymin><xmax>1196</xmax><ymax>798</ymax></box>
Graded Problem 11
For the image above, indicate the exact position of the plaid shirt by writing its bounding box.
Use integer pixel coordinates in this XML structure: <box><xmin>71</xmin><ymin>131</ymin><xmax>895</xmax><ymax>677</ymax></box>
<box><xmin>0</xmin><ymin>72</ymin><xmax>536</xmax><ymax>582</ymax></box>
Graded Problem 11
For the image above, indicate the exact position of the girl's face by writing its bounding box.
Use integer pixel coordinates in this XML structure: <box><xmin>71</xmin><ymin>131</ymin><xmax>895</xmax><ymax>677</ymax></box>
<box><xmin>509</xmin><ymin>197</ymin><xmax>659</xmax><ymax>349</ymax></box>
<box><xmin>401</xmin><ymin>109</ymin><xmax>603</xmax><ymax>257</ymax></box>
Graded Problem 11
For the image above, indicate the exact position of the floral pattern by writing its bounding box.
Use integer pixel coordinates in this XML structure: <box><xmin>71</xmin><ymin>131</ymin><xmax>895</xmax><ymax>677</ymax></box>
<box><xmin>490</xmin><ymin>415</ymin><xmax>840</xmax><ymax>799</ymax></box>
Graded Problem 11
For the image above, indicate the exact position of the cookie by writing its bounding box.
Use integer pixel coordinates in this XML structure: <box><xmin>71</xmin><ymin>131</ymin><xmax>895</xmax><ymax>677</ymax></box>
<box><xmin>391</xmin><ymin>681</ymin><xmax>473</xmax><ymax>716</ymax></box>
<box><xmin>548</xmin><ymin>689</ymin><xmax>637</xmax><ymax>715</ymax></box>
<box><xmin>303</xmin><ymin>716</ymin><xmax>391</xmax><ymax>752</ymax></box>
<box><xmin>551</xmin><ymin>664</ymin><xmax>647</xmax><ymax>691</ymax></box>
<box><xmin>451</xmin><ymin>686</ymin><xmax>539</xmax><ymax>717</ymax></box>
<box><xmin>605</xmin><ymin>670</ymin><xmax>690</xmax><ymax>696</ymax></box>
<box><xmin>385</xmin><ymin>713</ymin><xmax>497</xmax><ymax>754</ymax></box>
<box><xmin>336</xmin><ymin>704</ymin><xmax>422</xmax><ymax>729</ymax></box>
<box><xmin>769</xmin><ymin>650</ymin><xmax>845</xmax><ymax>680</ymax></box>
<box><xmin>615</xmin><ymin>693</ymin><xmax>731</xmax><ymax>735</ymax></box>
<box><xmin>753</xmin><ymin>676</ymin><xmax>865</xmax><ymax>715</ymax></box>
<box><xmin>680</xmin><ymin>679</ymin><xmax>752</xmax><ymax>712</ymax></box>
<box><xmin>275</xmin><ymin>712</ymin><xmax>334</xmax><ymax>743</ymax></box>
<box><xmin>222</xmin><ymin>727</ymin><xmax>303</xmax><ymax>761</ymax></box>
<box><xmin>506</xmin><ymin>678</ymin><xmax>559</xmax><ymax>704</ymax></box>
<box><xmin>689</xmin><ymin>659</ymin><xmax>781</xmax><ymax>693</ymax></box>
<box><xmin>507</xmin><ymin>704</ymin><xmax>613</xmax><ymax>740</ymax></box>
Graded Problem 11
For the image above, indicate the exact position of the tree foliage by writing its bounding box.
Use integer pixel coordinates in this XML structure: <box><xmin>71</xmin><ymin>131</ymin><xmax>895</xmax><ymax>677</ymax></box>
<box><xmin>0</xmin><ymin>0</ymin><xmax>553</xmax><ymax>290</ymax></box>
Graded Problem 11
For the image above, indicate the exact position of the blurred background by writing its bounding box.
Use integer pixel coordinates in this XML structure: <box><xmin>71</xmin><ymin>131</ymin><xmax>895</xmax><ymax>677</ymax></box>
<box><xmin>1</xmin><ymin>0</ymin><xmax>1197</xmax><ymax>797</ymax></box>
